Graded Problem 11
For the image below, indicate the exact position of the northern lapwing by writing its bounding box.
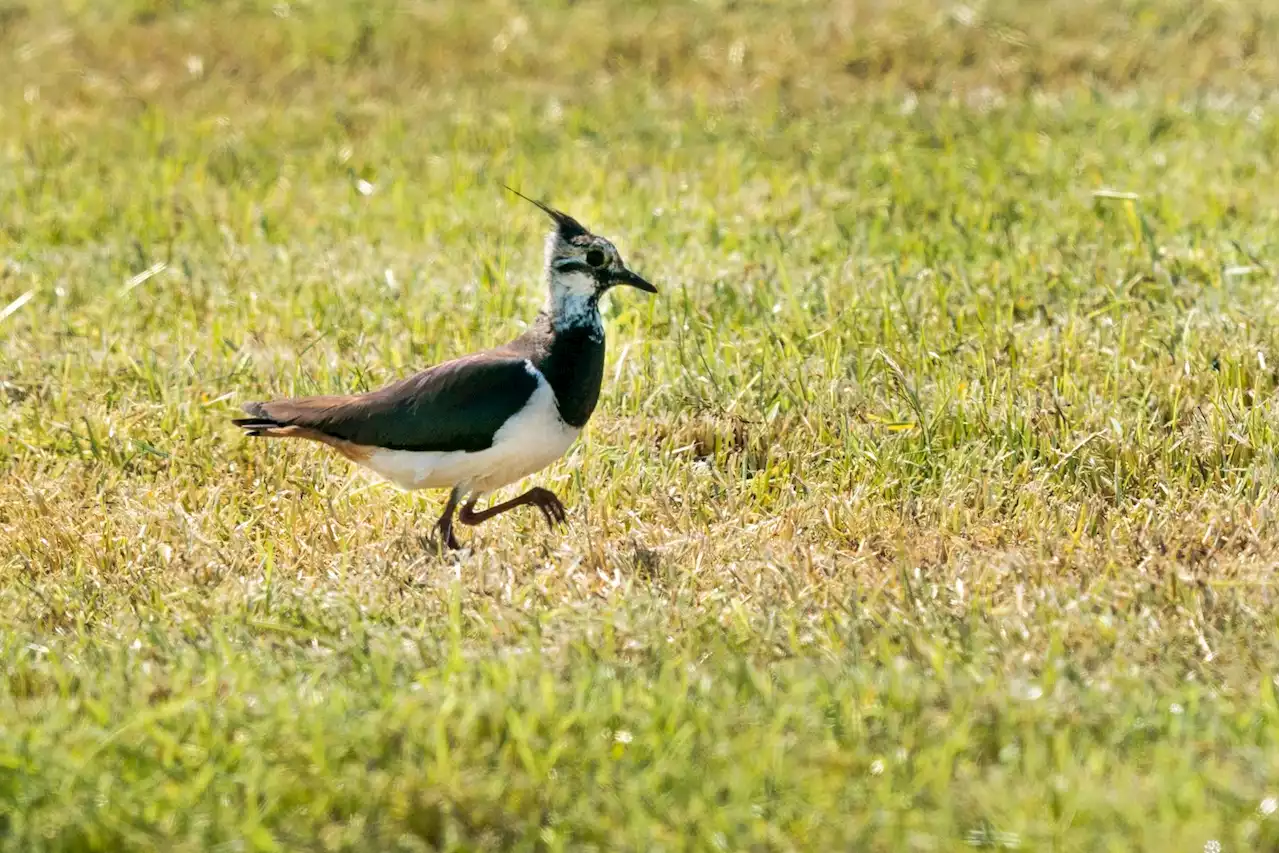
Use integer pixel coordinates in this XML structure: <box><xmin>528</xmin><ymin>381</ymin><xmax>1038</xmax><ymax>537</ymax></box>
<box><xmin>233</xmin><ymin>189</ymin><xmax>657</xmax><ymax>550</ymax></box>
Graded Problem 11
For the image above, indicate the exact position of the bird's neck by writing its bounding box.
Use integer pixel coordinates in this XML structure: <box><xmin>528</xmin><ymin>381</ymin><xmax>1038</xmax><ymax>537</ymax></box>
<box><xmin>545</xmin><ymin>272</ymin><xmax>603</xmax><ymax>339</ymax></box>
<box><xmin>527</xmin><ymin>271</ymin><xmax>607</xmax><ymax>428</ymax></box>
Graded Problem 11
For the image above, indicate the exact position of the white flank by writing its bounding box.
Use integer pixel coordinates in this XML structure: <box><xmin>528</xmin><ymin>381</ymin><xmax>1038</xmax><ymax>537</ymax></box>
<box><xmin>361</xmin><ymin>362</ymin><xmax>579</xmax><ymax>496</ymax></box>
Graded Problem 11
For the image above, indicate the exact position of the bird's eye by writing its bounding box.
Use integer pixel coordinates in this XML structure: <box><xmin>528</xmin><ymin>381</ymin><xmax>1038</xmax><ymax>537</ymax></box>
<box><xmin>585</xmin><ymin>248</ymin><xmax>606</xmax><ymax>268</ymax></box>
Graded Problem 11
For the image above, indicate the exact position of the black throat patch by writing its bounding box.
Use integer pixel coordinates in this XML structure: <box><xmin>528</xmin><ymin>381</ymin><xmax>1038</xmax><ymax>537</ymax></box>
<box><xmin>534</xmin><ymin>323</ymin><xmax>607</xmax><ymax>428</ymax></box>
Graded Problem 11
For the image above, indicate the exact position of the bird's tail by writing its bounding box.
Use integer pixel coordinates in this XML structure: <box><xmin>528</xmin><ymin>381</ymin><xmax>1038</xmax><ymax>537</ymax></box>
<box><xmin>231</xmin><ymin>401</ymin><xmax>367</xmax><ymax>461</ymax></box>
<box><xmin>231</xmin><ymin>402</ymin><xmax>286</xmax><ymax>437</ymax></box>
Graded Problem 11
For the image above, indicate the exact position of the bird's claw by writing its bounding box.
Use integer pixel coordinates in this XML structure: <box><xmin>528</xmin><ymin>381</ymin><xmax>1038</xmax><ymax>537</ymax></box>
<box><xmin>431</xmin><ymin>521</ymin><xmax>462</xmax><ymax>552</ymax></box>
<box><xmin>531</xmin><ymin>489</ymin><xmax>567</xmax><ymax>530</ymax></box>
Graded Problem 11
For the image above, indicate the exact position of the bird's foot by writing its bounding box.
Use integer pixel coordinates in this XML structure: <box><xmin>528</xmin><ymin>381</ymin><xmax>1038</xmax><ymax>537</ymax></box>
<box><xmin>429</xmin><ymin>521</ymin><xmax>462</xmax><ymax>553</ymax></box>
<box><xmin>527</xmin><ymin>487</ymin><xmax>567</xmax><ymax>530</ymax></box>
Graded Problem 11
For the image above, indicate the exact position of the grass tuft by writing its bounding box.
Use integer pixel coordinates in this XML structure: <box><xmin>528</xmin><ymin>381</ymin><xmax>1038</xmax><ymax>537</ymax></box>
<box><xmin>0</xmin><ymin>1</ymin><xmax>1277</xmax><ymax>850</ymax></box>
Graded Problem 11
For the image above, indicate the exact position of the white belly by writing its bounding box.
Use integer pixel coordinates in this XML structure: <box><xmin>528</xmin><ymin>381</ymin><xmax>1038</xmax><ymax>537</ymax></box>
<box><xmin>360</xmin><ymin>372</ymin><xmax>579</xmax><ymax>496</ymax></box>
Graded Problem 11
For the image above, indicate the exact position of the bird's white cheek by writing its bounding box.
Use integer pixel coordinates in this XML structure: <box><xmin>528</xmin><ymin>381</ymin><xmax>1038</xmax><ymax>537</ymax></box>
<box><xmin>557</xmin><ymin>270</ymin><xmax>597</xmax><ymax>298</ymax></box>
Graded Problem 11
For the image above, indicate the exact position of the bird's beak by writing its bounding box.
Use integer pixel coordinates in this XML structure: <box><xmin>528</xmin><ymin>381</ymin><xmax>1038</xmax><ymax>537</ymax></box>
<box><xmin>612</xmin><ymin>268</ymin><xmax>658</xmax><ymax>293</ymax></box>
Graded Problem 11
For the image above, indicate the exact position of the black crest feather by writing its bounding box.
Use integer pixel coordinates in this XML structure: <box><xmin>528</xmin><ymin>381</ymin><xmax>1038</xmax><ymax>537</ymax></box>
<box><xmin>503</xmin><ymin>184</ymin><xmax>590</xmax><ymax>241</ymax></box>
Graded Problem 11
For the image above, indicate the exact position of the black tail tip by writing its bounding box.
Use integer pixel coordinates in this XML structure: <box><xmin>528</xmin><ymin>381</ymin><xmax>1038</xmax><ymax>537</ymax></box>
<box><xmin>232</xmin><ymin>423</ymin><xmax>270</xmax><ymax>437</ymax></box>
<box><xmin>232</xmin><ymin>403</ymin><xmax>279</xmax><ymax>434</ymax></box>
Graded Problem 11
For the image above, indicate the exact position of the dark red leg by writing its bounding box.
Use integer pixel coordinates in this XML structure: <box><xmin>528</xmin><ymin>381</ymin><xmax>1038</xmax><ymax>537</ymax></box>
<box><xmin>432</xmin><ymin>487</ymin><xmax>463</xmax><ymax>551</ymax></box>
<box><xmin>458</xmin><ymin>487</ymin><xmax>567</xmax><ymax>531</ymax></box>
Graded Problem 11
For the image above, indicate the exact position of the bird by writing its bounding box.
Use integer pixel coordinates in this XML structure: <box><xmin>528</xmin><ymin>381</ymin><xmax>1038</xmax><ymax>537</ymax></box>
<box><xmin>232</xmin><ymin>188</ymin><xmax>657</xmax><ymax>550</ymax></box>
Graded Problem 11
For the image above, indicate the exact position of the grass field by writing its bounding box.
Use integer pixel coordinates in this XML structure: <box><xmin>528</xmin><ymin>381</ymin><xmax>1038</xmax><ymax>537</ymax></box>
<box><xmin>1</xmin><ymin>1</ymin><xmax>1278</xmax><ymax>850</ymax></box>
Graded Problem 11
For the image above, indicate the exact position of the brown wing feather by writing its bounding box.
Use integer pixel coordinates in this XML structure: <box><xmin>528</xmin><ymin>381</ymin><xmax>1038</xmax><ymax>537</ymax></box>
<box><xmin>234</xmin><ymin>353</ymin><xmax>543</xmax><ymax>453</ymax></box>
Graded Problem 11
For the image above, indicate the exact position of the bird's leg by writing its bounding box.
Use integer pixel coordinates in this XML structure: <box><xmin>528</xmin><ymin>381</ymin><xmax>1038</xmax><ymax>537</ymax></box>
<box><xmin>432</xmin><ymin>486</ymin><xmax>464</xmax><ymax>551</ymax></box>
<box><xmin>459</xmin><ymin>487</ymin><xmax>567</xmax><ymax>531</ymax></box>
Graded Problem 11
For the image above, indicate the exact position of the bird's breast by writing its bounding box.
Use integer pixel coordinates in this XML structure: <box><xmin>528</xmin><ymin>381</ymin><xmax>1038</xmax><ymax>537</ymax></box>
<box><xmin>536</xmin><ymin>326</ymin><xmax>607</xmax><ymax>428</ymax></box>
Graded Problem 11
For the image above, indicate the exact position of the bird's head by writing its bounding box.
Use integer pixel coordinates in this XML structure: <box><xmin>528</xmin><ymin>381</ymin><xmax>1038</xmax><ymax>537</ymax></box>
<box><xmin>506</xmin><ymin>186</ymin><xmax>657</xmax><ymax>322</ymax></box>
